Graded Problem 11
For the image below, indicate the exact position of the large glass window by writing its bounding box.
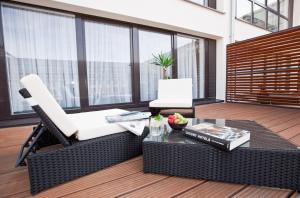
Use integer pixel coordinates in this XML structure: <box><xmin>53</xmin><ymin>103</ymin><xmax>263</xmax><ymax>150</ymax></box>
<box><xmin>267</xmin><ymin>11</ymin><xmax>278</xmax><ymax>32</ymax></box>
<box><xmin>1</xmin><ymin>3</ymin><xmax>80</xmax><ymax>114</ymax></box>
<box><xmin>85</xmin><ymin>21</ymin><xmax>132</xmax><ymax>105</ymax></box>
<box><xmin>279</xmin><ymin>17</ymin><xmax>288</xmax><ymax>30</ymax></box>
<box><xmin>138</xmin><ymin>30</ymin><xmax>172</xmax><ymax>101</ymax></box>
<box><xmin>279</xmin><ymin>0</ymin><xmax>289</xmax><ymax>17</ymax></box>
<box><xmin>236</xmin><ymin>0</ymin><xmax>252</xmax><ymax>23</ymax></box>
<box><xmin>267</xmin><ymin>0</ymin><xmax>278</xmax><ymax>11</ymax></box>
<box><xmin>253</xmin><ymin>4</ymin><xmax>267</xmax><ymax>28</ymax></box>
<box><xmin>188</xmin><ymin>0</ymin><xmax>208</xmax><ymax>6</ymax></box>
<box><xmin>236</xmin><ymin>0</ymin><xmax>290</xmax><ymax>32</ymax></box>
<box><xmin>177</xmin><ymin>36</ymin><xmax>205</xmax><ymax>99</ymax></box>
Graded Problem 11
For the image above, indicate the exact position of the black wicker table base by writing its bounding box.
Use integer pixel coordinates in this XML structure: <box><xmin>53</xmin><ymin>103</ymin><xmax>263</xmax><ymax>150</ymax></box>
<box><xmin>143</xmin><ymin>119</ymin><xmax>300</xmax><ymax>191</ymax></box>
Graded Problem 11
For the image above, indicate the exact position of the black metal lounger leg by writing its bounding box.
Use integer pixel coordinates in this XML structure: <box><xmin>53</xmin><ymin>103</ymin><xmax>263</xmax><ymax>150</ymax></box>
<box><xmin>15</xmin><ymin>122</ymin><xmax>46</xmax><ymax>167</ymax></box>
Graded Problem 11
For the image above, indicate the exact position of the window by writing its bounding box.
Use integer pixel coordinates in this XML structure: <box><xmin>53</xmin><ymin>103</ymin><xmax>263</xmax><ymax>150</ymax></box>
<box><xmin>256</xmin><ymin>0</ymin><xmax>266</xmax><ymax>5</ymax></box>
<box><xmin>177</xmin><ymin>36</ymin><xmax>205</xmax><ymax>99</ymax></box>
<box><xmin>253</xmin><ymin>4</ymin><xmax>267</xmax><ymax>28</ymax></box>
<box><xmin>236</xmin><ymin>0</ymin><xmax>291</xmax><ymax>32</ymax></box>
<box><xmin>267</xmin><ymin>0</ymin><xmax>278</xmax><ymax>11</ymax></box>
<box><xmin>84</xmin><ymin>21</ymin><xmax>132</xmax><ymax>105</ymax></box>
<box><xmin>279</xmin><ymin>17</ymin><xmax>288</xmax><ymax>30</ymax></box>
<box><xmin>236</xmin><ymin>0</ymin><xmax>252</xmax><ymax>23</ymax></box>
<box><xmin>138</xmin><ymin>30</ymin><xmax>172</xmax><ymax>101</ymax></box>
<box><xmin>188</xmin><ymin>0</ymin><xmax>208</xmax><ymax>6</ymax></box>
<box><xmin>267</xmin><ymin>11</ymin><xmax>279</xmax><ymax>32</ymax></box>
<box><xmin>1</xmin><ymin>3</ymin><xmax>80</xmax><ymax>114</ymax></box>
<box><xmin>279</xmin><ymin>0</ymin><xmax>289</xmax><ymax>17</ymax></box>
<box><xmin>0</xmin><ymin>2</ymin><xmax>216</xmax><ymax>120</ymax></box>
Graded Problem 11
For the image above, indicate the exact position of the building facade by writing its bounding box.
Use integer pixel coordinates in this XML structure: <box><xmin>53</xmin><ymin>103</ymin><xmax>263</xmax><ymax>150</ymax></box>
<box><xmin>0</xmin><ymin>0</ymin><xmax>299</xmax><ymax>123</ymax></box>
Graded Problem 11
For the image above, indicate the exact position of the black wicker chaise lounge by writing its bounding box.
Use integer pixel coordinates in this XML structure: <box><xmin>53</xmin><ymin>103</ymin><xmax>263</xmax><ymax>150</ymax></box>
<box><xmin>16</xmin><ymin>74</ymin><xmax>148</xmax><ymax>195</ymax></box>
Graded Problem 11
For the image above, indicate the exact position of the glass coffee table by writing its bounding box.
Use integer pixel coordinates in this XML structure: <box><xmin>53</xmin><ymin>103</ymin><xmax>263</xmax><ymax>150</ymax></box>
<box><xmin>143</xmin><ymin>118</ymin><xmax>300</xmax><ymax>191</ymax></box>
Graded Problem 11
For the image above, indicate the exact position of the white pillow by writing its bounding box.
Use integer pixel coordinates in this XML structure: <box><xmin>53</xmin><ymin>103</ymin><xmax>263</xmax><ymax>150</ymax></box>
<box><xmin>20</xmin><ymin>74</ymin><xmax>78</xmax><ymax>137</ymax></box>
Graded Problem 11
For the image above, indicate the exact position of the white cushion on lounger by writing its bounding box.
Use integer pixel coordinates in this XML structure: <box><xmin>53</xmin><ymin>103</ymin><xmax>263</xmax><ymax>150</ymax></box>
<box><xmin>68</xmin><ymin>109</ymin><xmax>128</xmax><ymax>141</ymax></box>
<box><xmin>20</xmin><ymin>74</ymin><xmax>78</xmax><ymax>137</ymax></box>
<box><xmin>149</xmin><ymin>99</ymin><xmax>192</xmax><ymax>108</ymax></box>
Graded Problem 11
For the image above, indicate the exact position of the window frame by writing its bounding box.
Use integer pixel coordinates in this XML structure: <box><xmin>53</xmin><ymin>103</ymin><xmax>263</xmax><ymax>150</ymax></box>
<box><xmin>184</xmin><ymin>0</ymin><xmax>217</xmax><ymax>9</ymax></box>
<box><xmin>235</xmin><ymin>0</ymin><xmax>293</xmax><ymax>32</ymax></box>
<box><xmin>0</xmin><ymin>0</ymin><xmax>217</xmax><ymax>121</ymax></box>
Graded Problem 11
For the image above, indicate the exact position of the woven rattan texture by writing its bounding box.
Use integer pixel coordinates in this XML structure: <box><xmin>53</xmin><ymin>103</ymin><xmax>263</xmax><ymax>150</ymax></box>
<box><xmin>143</xmin><ymin>120</ymin><xmax>300</xmax><ymax>191</ymax></box>
<box><xmin>28</xmin><ymin>129</ymin><xmax>148</xmax><ymax>194</ymax></box>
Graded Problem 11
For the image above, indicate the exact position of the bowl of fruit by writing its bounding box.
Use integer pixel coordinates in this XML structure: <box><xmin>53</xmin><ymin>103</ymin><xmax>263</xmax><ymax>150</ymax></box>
<box><xmin>168</xmin><ymin>113</ymin><xmax>188</xmax><ymax>130</ymax></box>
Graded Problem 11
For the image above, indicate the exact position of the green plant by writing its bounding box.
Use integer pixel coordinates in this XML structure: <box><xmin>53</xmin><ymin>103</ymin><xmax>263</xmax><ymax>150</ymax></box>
<box><xmin>152</xmin><ymin>52</ymin><xmax>173</xmax><ymax>79</ymax></box>
<box><xmin>153</xmin><ymin>113</ymin><xmax>164</xmax><ymax>122</ymax></box>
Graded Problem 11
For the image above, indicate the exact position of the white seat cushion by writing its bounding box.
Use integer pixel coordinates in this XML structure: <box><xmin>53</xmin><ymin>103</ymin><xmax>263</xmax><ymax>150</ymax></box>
<box><xmin>68</xmin><ymin>109</ymin><xmax>129</xmax><ymax>141</ymax></box>
<box><xmin>21</xmin><ymin>74</ymin><xmax>78</xmax><ymax>137</ymax></box>
<box><xmin>149</xmin><ymin>99</ymin><xmax>192</xmax><ymax>108</ymax></box>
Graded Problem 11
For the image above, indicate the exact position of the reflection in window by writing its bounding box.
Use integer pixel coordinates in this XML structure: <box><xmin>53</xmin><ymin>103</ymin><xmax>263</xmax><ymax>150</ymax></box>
<box><xmin>85</xmin><ymin>21</ymin><xmax>132</xmax><ymax>105</ymax></box>
<box><xmin>256</xmin><ymin>0</ymin><xmax>266</xmax><ymax>5</ymax></box>
<box><xmin>267</xmin><ymin>0</ymin><xmax>278</xmax><ymax>11</ymax></box>
<box><xmin>279</xmin><ymin>0</ymin><xmax>289</xmax><ymax>17</ymax></box>
<box><xmin>279</xmin><ymin>17</ymin><xmax>288</xmax><ymax>30</ymax></box>
<box><xmin>253</xmin><ymin>4</ymin><xmax>266</xmax><ymax>28</ymax></box>
<box><xmin>236</xmin><ymin>0</ymin><xmax>252</xmax><ymax>23</ymax></box>
<box><xmin>177</xmin><ymin>36</ymin><xmax>205</xmax><ymax>99</ymax></box>
<box><xmin>188</xmin><ymin>0</ymin><xmax>208</xmax><ymax>6</ymax></box>
<box><xmin>139</xmin><ymin>30</ymin><xmax>172</xmax><ymax>101</ymax></box>
<box><xmin>267</xmin><ymin>11</ymin><xmax>278</xmax><ymax>32</ymax></box>
<box><xmin>236</xmin><ymin>0</ymin><xmax>290</xmax><ymax>32</ymax></box>
<box><xmin>1</xmin><ymin>3</ymin><xmax>80</xmax><ymax>114</ymax></box>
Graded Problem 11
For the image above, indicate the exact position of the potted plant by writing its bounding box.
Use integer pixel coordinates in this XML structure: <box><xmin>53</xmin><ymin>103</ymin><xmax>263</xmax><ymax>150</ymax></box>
<box><xmin>152</xmin><ymin>52</ymin><xmax>173</xmax><ymax>79</ymax></box>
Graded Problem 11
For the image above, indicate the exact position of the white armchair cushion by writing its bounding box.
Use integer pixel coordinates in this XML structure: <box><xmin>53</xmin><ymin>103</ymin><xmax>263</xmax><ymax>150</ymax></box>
<box><xmin>20</xmin><ymin>74</ymin><xmax>78</xmax><ymax>137</ymax></box>
<box><xmin>149</xmin><ymin>99</ymin><xmax>192</xmax><ymax>108</ymax></box>
<box><xmin>150</xmin><ymin>78</ymin><xmax>193</xmax><ymax>108</ymax></box>
<box><xmin>68</xmin><ymin>109</ymin><xmax>129</xmax><ymax>141</ymax></box>
<box><xmin>158</xmin><ymin>78</ymin><xmax>193</xmax><ymax>101</ymax></box>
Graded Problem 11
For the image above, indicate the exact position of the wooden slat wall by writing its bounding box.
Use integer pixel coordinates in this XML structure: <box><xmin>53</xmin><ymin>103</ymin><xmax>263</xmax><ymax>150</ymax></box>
<box><xmin>226</xmin><ymin>27</ymin><xmax>300</xmax><ymax>107</ymax></box>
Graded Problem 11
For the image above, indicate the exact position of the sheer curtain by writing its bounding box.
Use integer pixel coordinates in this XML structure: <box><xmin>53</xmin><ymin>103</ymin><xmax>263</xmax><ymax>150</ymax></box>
<box><xmin>139</xmin><ymin>30</ymin><xmax>172</xmax><ymax>101</ymax></box>
<box><xmin>85</xmin><ymin>21</ymin><xmax>132</xmax><ymax>105</ymax></box>
<box><xmin>1</xmin><ymin>3</ymin><xmax>80</xmax><ymax>114</ymax></box>
<box><xmin>177</xmin><ymin>36</ymin><xmax>205</xmax><ymax>99</ymax></box>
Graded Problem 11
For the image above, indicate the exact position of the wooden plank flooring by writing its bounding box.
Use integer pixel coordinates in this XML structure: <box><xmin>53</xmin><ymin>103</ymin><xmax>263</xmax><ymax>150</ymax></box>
<box><xmin>0</xmin><ymin>103</ymin><xmax>300</xmax><ymax>198</ymax></box>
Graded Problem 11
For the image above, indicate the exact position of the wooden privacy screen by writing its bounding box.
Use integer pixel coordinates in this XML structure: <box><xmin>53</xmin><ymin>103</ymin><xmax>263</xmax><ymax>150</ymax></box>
<box><xmin>227</xmin><ymin>27</ymin><xmax>300</xmax><ymax>107</ymax></box>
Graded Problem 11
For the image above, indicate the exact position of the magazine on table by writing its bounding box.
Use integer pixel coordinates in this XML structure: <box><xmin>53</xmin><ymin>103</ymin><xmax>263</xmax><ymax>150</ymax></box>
<box><xmin>105</xmin><ymin>111</ymin><xmax>151</xmax><ymax>123</ymax></box>
<box><xmin>105</xmin><ymin>111</ymin><xmax>151</xmax><ymax>136</ymax></box>
<box><xmin>118</xmin><ymin>120</ymin><xmax>147</xmax><ymax>136</ymax></box>
<box><xmin>184</xmin><ymin>122</ymin><xmax>250</xmax><ymax>151</ymax></box>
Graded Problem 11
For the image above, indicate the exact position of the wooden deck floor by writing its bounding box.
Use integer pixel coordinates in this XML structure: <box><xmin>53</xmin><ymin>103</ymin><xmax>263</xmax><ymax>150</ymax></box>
<box><xmin>1</xmin><ymin>103</ymin><xmax>300</xmax><ymax>198</ymax></box>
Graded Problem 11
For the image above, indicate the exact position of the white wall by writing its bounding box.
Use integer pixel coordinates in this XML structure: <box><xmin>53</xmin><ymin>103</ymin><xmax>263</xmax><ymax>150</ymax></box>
<box><xmin>12</xmin><ymin>0</ymin><xmax>277</xmax><ymax>100</ymax></box>
<box><xmin>234</xmin><ymin>20</ymin><xmax>271</xmax><ymax>42</ymax></box>
<box><xmin>15</xmin><ymin>0</ymin><xmax>226</xmax><ymax>40</ymax></box>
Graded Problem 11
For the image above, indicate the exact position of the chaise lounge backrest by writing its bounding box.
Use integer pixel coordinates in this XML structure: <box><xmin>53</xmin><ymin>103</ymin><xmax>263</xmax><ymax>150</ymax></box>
<box><xmin>20</xmin><ymin>74</ymin><xmax>78</xmax><ymax>137</ymax></box>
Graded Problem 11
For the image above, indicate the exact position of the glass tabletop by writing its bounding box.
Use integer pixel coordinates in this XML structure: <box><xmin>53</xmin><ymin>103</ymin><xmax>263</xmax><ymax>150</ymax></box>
<box><xmin>144</xmin><ymin>118</ymin><xmax>298</xmax><ymax>150</ymax></box>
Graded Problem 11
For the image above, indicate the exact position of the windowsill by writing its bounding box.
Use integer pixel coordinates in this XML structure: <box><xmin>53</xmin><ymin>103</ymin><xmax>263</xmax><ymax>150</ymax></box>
<box><xmin>183</xmin><ymin>0</ymin><xmax>225</xmax><ymax>15</ymax></box>
<box><xmin>235</xmin><ymin>18</ymin><xmax>273</xmax><ymax>33</ymax></box>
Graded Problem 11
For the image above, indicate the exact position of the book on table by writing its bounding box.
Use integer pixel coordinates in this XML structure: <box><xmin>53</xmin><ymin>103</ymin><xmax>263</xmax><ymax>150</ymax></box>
<box><xmin>184</xmin><ymin>122</ymin><xmax>250</xmax><ymax>151</ymax></box>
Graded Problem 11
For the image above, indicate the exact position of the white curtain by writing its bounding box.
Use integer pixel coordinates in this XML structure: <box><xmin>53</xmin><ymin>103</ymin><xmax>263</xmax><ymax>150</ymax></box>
<box><xmin>177</xmin><ymin>36</ymin><xmax>205</xmax><ymax>99</ymax></box>
<box><xmin>2</xmin><ymin>4</ymin><xmax>80</xmax><ymax>114</ymax></box>
<box><xmin>139</xmin><ymin>30</ymin><xmax>172</xmax><ymax>101</ymax></box>
<box><xmin>85</xmin><ymin>21</ymin><xmax>132</xmax><ymax>105</ymax></box>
